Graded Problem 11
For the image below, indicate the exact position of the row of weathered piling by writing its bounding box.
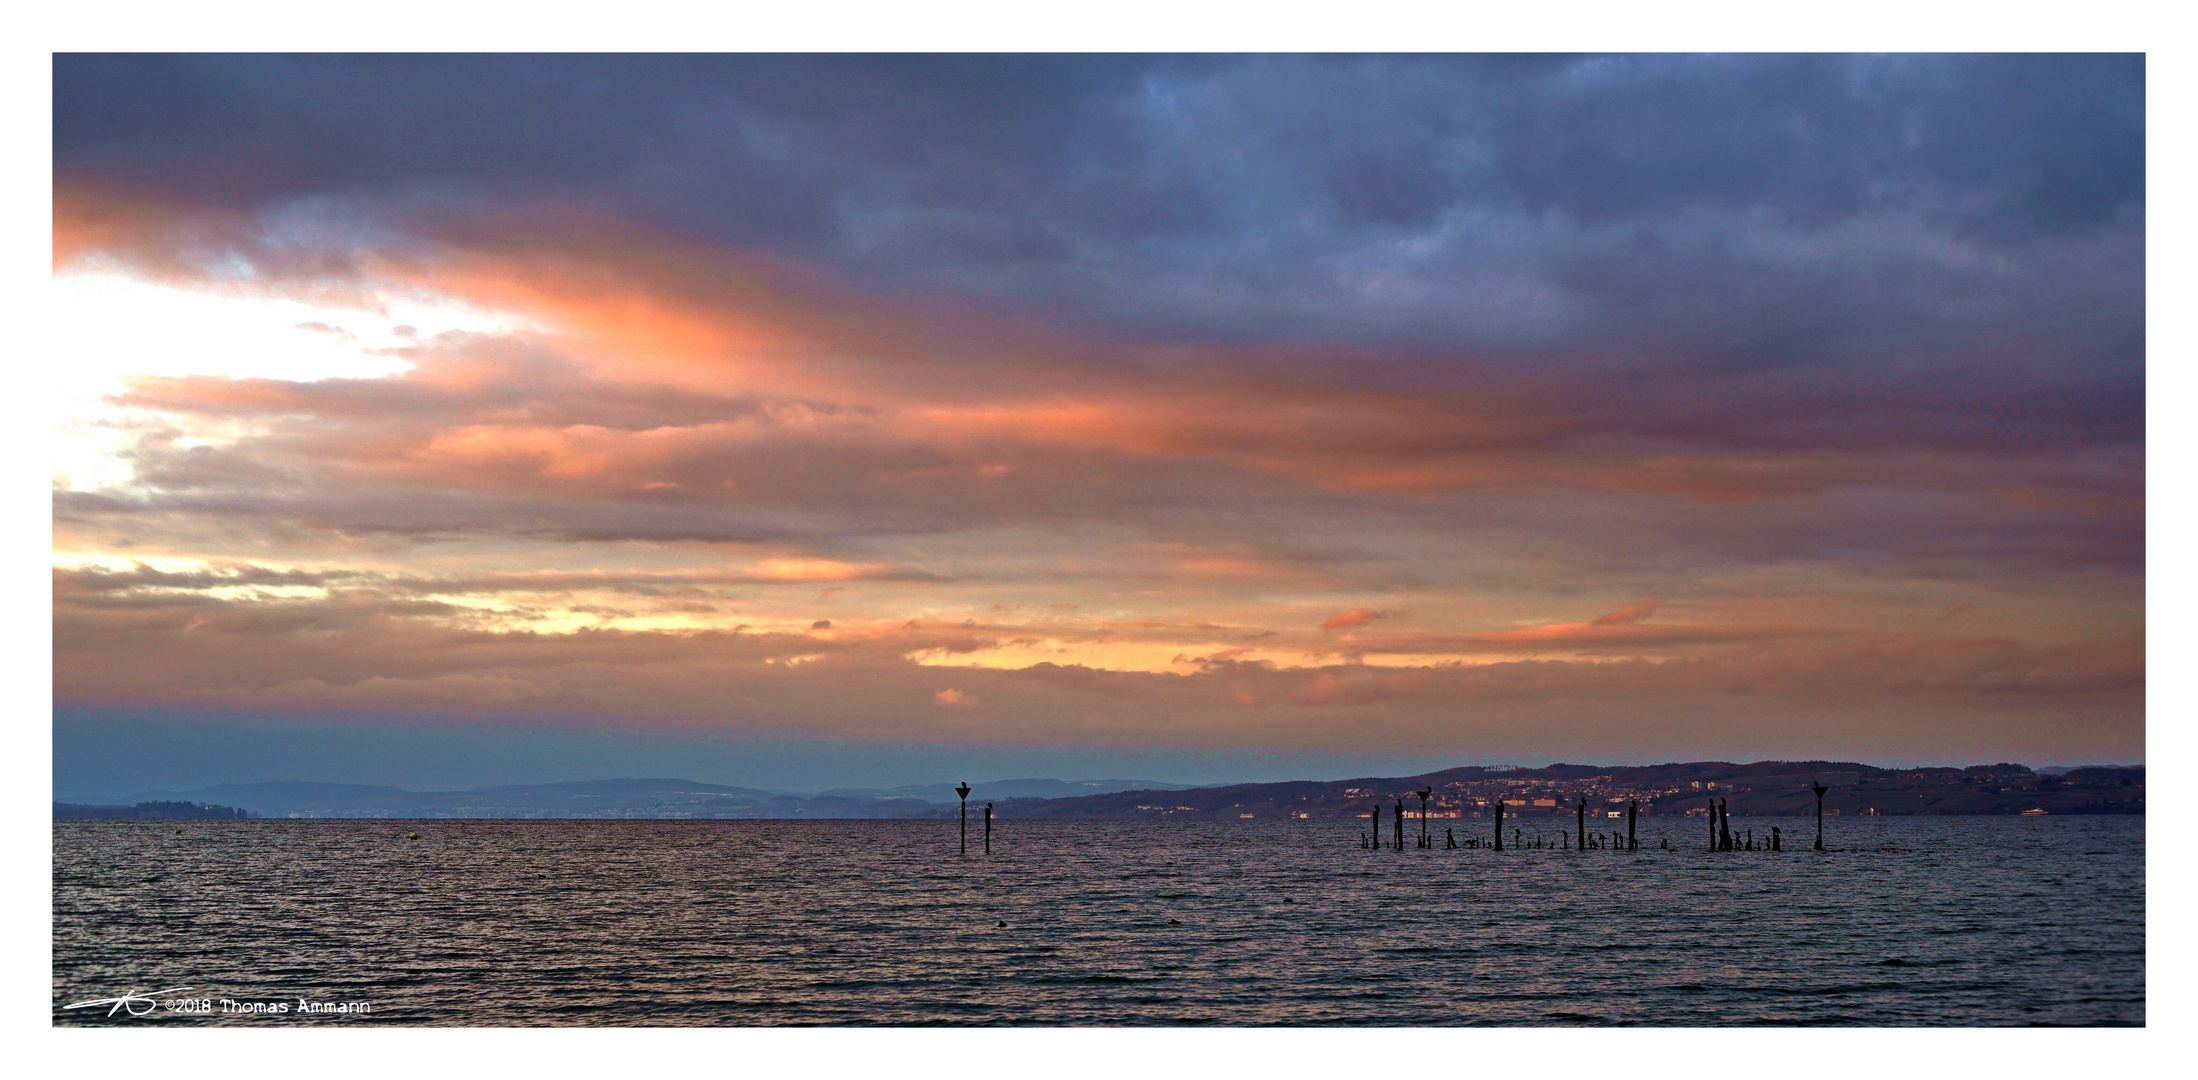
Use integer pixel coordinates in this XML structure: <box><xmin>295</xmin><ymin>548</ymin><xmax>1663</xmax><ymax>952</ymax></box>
<box><xmin>1357</xmin><ymin>783</ymin><xmax>1834</xmax><ymax>853</ymax></box>
<box><xmin>1704</xmin><ymin>796</ymin><xmax>1786</xmax><ymax>850</ymax></box>
<box><xmin>949</xmin><ymin>779</ymin><xmax>1832</xmax><ymax>855</ymax></box>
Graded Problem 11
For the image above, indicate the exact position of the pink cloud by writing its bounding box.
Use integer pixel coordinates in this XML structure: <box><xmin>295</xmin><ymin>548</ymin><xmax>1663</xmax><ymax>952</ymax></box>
<box><xmin>1591</xmin><ymin>598</ymin><xmax>1662</xmax><ymax>626</ymax></box>
<box><xmin>1322</xmin><ymin>608</ymin><xmax>1400</xmax><ymax>632</ymax></box>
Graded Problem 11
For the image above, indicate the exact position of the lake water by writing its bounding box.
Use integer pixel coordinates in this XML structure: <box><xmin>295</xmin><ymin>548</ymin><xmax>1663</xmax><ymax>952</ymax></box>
<box><xmin>52</xmin><ymin>815</ymin><xmax>2143</xmax><ymax>1026</ymax></box>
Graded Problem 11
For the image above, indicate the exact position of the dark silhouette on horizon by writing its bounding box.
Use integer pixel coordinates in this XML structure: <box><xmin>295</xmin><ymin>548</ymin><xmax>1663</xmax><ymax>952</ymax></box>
<box><xmin>53</xmin><ymin>801</ymin><xmax>253</xmax><ymax>819</ymax></box>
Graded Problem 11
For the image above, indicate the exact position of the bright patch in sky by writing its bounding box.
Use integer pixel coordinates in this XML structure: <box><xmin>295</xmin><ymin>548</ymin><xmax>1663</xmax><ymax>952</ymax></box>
<box><xmin>50</xmin><ymin>272</ymin><xmax>526</xmax><ymax>492</ymax></box>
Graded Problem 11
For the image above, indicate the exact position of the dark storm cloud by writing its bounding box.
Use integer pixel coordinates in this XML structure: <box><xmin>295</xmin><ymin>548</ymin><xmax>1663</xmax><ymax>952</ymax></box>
<box><xmin>54</xmin><ymin>55</ymin><xmax>2141</xmax><ymax>240</ymax></box>
<box><xmin>54</xmin><ymin>54</ymin><xmax>2143</xmax><ymax>373</ymax></box>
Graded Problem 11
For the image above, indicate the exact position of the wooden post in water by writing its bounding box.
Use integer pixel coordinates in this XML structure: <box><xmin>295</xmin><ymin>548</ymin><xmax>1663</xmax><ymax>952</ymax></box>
<box><xmin>956</xmin><ymin>782</ymin><xmax>971</xmax><ymax>855</ymax></box>
<box><xmin>1719</xmin><ymin>798</ymin><xmax>1732</xmax><ymax>852</ymax></box>
<box><xmin>1628</xmin><ymin>800</ymin><xmax>1638</xmax><ymax>851</ymax></box>
<box><xmin>983</xmin><ymin>802</ymin><xmax>993</xmax><ymax>854</ymax></box>
<box><xmin>1772</xmin><ymin>825</ymin><xmax>1782</xmax><ymax>851</ymax></box>
<box><xmin>1576</xmin><ymin>798</ymin><xmax>1587</xmax><ymax>854</ymax></box>
<box><xmin>1494</xmin><ymin>800</ymin><xmax>1505</xmax><ymax>850</ymax></box>
<box><xmin>1371</xmin><ymin>801</ymin><xmax>1382</xmax><ymax>850</ymax></box>
<box><xmin>1416</xmin><ymin>787</ymin><xmax>1432</xmax><ymax>848</ymax></box>
<box><xmin>1393</xmin><ymin>801</ymin><xmax>1405</xmax><ymax>851</ymax></box>
<box><xmin>1707</xmin><ymin>799</ymin><xmax>1717</xmax><ymax>849</ymax></box>
<box><xmin>1811</xmin><ymin>781</ymin><xmax>1827</xmax><ymax>850</ymax></box>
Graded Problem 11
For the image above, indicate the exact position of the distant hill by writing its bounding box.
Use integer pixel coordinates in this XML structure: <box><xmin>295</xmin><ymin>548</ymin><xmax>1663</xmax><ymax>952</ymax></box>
<box><xmin>967</xmin><ymin>761</ymin><xmax>2146</xmax><ymax>821</ymax></box>
<box><xmin>119</xmin><ymin>781</ymin><xmax>411</xmax><ymax>813</ymax></box>
<box><xmin>114</xmin><ymin>778</ymin><xmax>792</xmax><ymax>819</ymax></box>
<box><xmin>55</xmin><ymin>800</ymin><xmax>255</xmax><ymax>819</ymax></box>
<box><xmin>58</xmin><ymin>762</ymin><xmax>2141</xmax><ymax>821</ymax></box>
<box><xmin>815</xmin><ymin>778</ymin><xmax>1198</xmax><ymax>803</ymax></box>
<box><xmin>88</xmin><ymin>776</ymin><xmax>1199</xmax><ymax>819</ymax></box>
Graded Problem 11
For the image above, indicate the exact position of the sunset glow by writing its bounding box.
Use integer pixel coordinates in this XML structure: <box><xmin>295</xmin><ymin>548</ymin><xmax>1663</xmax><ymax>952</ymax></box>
<box><xmin>52</xmin><ymin>55</ymin><xmax>2143</xmax><ymax>788</ymax></box>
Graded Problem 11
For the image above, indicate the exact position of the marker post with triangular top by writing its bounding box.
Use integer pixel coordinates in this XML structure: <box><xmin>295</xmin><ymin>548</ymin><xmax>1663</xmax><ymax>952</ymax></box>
<box><xmin>956</xmin><ymin>782</ymin><xmax>971</xmax><ymax>855</ymax></box>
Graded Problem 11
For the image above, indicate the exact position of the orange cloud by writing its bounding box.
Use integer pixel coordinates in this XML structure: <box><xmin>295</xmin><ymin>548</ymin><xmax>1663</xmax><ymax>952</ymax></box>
<box><xmin>56</xmin><ymin>183</ymin><xmax>2149</xmax><ymax>519</ymax></box>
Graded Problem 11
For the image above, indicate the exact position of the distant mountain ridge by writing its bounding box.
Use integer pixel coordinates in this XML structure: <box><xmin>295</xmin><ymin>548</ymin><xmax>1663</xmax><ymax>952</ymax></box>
<box><xmin>815</xmin><ymin>778</ymin><xmax>1197</xmax><ymax>803</ymax></box>
<box><xmin>55</xmin><ymin>800</ymin><xmax>255</xmax><ymax>819</ymax></box>
<box><xmin>93</xmin><ymin>776</ymin><xmax>1199</xmax><ymax>819</ymax></box>
<box><xmin>974</xmin><ymin>760</ymin><xmax>2146</xmax><ymax>820</ymax></box>
<box><xmin>57</xmin><ymin>761</ymin><xmax>2144</xmax><ymax>820</ymax></box>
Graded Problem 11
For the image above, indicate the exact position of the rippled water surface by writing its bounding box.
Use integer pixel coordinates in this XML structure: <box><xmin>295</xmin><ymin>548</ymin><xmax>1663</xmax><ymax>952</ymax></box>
<box><xmin>52</xmin><ymin>816</ymin><xmax>2142</xmax><ymax>1026</ymax></box>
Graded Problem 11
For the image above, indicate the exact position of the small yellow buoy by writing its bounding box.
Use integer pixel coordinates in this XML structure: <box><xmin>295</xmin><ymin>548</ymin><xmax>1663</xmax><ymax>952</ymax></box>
<box><xmin>408</xmin><ymin>832</ymin><xmax>420</xmax><ymax>840</ymax></box>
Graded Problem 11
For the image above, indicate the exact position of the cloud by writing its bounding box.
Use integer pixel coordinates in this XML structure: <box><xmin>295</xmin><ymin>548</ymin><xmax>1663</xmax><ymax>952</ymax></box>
<box><xmin>54</xmin><ymin>56</ymin><xmax>2141</xmax><ymax>359</ymax></box>
<box><xmin>1591</xmin><ymin>598</ymin><xmax>1661</xmax><ymax>625</ymax></box>
<box><xmin>59</xmin><ymin>214</ymin><xmax>2140</xmax><ymax>568</ymax></box>
<box><xmin>45</xmin><ymin>56</ymin><xmax>2144</xmax><ymax>767</ymax></box>
<box><xmin>49</xmin><ymin>565</ymin><xmax>2139</xmax><ymax>760</ymax></box>
<box><xmin>1322</xmin><ymin>608</ymin><xmax>1400</xmax><ymax>631</ymax></box>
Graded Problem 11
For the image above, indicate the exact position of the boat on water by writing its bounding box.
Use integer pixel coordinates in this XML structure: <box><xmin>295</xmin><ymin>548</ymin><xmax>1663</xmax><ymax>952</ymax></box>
<box><xmin>2021</xmin><ymin>808</ymin><xmax>2050</xmax><ymax>815</ymax></box>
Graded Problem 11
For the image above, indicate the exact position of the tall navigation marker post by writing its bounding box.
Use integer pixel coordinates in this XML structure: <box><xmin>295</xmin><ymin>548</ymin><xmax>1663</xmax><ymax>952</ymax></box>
<box><xmin>956</xmin><ymin>782</ymin><xmax>972</xmax><ymax>855</ymax></box>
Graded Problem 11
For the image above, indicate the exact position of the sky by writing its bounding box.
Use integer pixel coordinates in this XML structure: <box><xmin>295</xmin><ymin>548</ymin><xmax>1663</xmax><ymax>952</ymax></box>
<box><xmin>48</xmin><ymin>54</ymin><xmax>2145</xmax><ymax>794</ymax></box>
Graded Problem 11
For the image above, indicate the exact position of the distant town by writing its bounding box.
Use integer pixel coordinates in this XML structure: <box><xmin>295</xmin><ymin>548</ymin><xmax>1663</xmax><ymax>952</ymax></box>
<box><xmin>53</xmin><ymin>760</ymin><xmax>2143</xmax><ymax>820</ymax></box>
<box><xmin>987</xmin><ymin>760</ymin><xmax>2143</xmax><ymax>821</ymax></box>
